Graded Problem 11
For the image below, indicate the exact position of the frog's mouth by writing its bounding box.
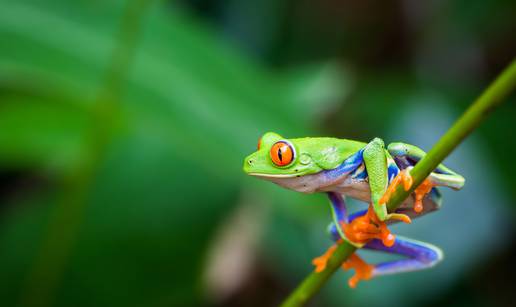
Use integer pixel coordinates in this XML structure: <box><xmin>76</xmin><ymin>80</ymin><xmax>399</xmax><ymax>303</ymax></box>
<box><xmin>247</xmin><ymin>173</ymin><xmax>299</xmax><ymax>178</ymax></box>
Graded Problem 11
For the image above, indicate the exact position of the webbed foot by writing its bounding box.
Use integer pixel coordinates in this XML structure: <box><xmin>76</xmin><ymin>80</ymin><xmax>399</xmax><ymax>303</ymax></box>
<box><xmin>380</xmin><ymin>168</ymin><xmax>436</xmax><ymax>214</ymax></box>
<box><xmin>312</xmin><ymin>244</ymin><xmax>338</xmax><ymax>272</ymax></box>
<box><xmin>379</xmin><ymin>169</ymin><xmax>413</xmax><ymax>205</ymax></box>
<box><xmin>342</xmin><ymin>253</ymin><xmax>374</xmax><ymax>288</ymax></box>
<box><xmin>342</xmin><ymin>205</ymin><xmax>398</xmax><ymax>247</ymax></box>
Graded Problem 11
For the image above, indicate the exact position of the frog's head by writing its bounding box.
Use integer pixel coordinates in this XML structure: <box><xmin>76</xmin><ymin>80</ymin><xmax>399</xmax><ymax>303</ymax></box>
<box><xmin>243</xmin><ymin>132</ymin><xmax>324</xmax><ymax>179</ymax></box>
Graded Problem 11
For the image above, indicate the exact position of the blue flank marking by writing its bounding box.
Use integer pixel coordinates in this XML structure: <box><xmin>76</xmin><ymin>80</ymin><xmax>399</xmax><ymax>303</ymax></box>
<box><xmin>352</xmin><ymin>165</ymin><xmax>368</xmax><ymax>179</ymax></box>
<box><xmin>387</xmin><ymin>162</ymin><xmax>399</xmax><ymax>183</ymax></box>
<box><xmin>324</xmin><ymin>149</ymin><xmax>400</xmax><ymax>183</ymax></box>
<box><xmin>323</xmin><ymin>149</ymin><xmax>364</xmax><ymax>181</ymax></box>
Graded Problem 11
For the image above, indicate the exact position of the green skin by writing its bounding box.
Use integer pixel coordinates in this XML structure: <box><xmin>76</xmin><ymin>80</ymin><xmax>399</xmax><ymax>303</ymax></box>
<box><xmin>243</xmin><ymin>132</ymin><xmax>465</xmax><ymax>246</ymax></box>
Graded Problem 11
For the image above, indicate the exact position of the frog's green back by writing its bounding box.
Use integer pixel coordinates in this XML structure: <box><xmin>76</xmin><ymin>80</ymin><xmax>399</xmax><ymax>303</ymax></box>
<box><xmin>290</xmin><ymin>137</ymin><xmax>366</xmax><ymax>170</ymax></box>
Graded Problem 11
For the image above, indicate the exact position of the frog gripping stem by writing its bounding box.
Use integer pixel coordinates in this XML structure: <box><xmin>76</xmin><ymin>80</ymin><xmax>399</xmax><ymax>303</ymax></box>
<box><xmin>412</xmin><ymin>179</ymin><xmax>436</xmax><ymax>213</ymax></box>
<box><xmin>379</xmin><ymin>169</ymin><xmax>413</xmax><ymax>205</ymax></box>
<box><xmin>280</xmin><ymin>59</ymin><xmax>516</xmax><ymax>306</ymax></box>
<box><xmin>312</xmin><ymin>244</ymin><xmax>338</xmax><ymax>273</ymax></box>
<box><xmin>341</xmin><ymin>253</ymin><xmax>374</xmax><ymax>288</ymax></box>
<box><xmin>380</xmin><ymin>169</ymin><xmax>438</xmax><ymax>214</ymax></box>
<box><xmin>342</xmin><ymin>205</ymin><xmax>396</xmax><ymax>247</ymax></box>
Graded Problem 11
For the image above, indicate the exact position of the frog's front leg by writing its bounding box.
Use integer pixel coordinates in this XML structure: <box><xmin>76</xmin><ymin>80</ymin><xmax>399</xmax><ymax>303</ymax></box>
<box><xmin>362</xmin><ymin>138</ymin><xmax>411</xmax><ymax>223</ymax></box>
<box><xmin>312</xmin><ymin>192</ymin><xmax>348</xmax><ymax>272</ymax></box>
<box><xmin>313</xmin><ymin>193</ymin><xmax>398</xmax><ymax>273</ymax></box>
<box><xmin>313</xmin><ymin>192</ymin><xmax>376</xmax><ymax>272</ymax></box>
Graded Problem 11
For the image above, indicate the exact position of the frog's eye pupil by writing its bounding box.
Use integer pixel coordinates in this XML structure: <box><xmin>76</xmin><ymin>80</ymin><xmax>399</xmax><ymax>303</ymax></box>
<box><xmin>270</xmin><ymin>141</ymin><xmax>295</xmax><ymax>166</ymax></box>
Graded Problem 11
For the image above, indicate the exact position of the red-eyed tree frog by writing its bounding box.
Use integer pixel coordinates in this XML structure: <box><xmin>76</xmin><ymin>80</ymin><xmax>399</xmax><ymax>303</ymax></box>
<box><xmin>243</xmin><ymin>132</ymin><xmax>464</xmax><ymax>287</ymax></box>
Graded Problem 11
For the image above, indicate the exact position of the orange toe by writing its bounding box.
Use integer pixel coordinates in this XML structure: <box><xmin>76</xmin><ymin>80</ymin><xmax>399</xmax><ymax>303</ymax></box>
<box><xmin>312</xmin><ymin>245</ymin><xmax>337</xmax><ymax>273</ymax></box>
<box><xmin>342</xmin><ymin>253</ymin><xmax>374</xmax><ymax>288</ymax></box>
<box><xmin>379</xmin><ymin>170</ymin><xmax>413</xmax><ymax>205</ymax></box>
<box><xmin>413</xmin><ymin>178</ymin><xmax>435</xmax><ymax>213</ymax></box>
<box><xmin>379</xmin><ymin>224</ymin><xmax>396</xmax><ymax>247</ymax></box>
<box><xmin>342</xmin><ymin>205</ymin><xmax>397</xmax><ymax>247</ymax></box>
<box><xmin>389</xmin><ymin>214</ymin><xmax>412</xmax><ymax>224</ymax></box>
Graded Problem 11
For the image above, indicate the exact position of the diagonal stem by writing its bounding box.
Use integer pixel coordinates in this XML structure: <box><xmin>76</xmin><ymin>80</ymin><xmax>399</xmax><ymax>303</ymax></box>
<box><xmin>281</xmin><ymin>58</ymin><xmax>516</xmax><ymax>307</ymax></box>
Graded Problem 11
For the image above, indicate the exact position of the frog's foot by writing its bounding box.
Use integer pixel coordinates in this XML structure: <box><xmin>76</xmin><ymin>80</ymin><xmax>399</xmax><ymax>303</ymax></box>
<box><xmin>413</xmin><ymin>178</ymin><xmax>436</xmax><ymax>213</ymax></box>
<box><xmin>342</xmin><ymin>253</ymin><xmax>374</xmax><ymax>288</ymax></box>
<box><xmin>312</xmin><ymin>244</ymin><xmax>338</xmax><ymax>273</ymax></box>
<box><xmin>342</xmin><ymin>205</ymin><xmax>397</xmax><ymax>247</ymax></box>
<box><xmin>380</xmin><ymin>169</ymin><xmax>413</xmax><ymax>205</ymax></box>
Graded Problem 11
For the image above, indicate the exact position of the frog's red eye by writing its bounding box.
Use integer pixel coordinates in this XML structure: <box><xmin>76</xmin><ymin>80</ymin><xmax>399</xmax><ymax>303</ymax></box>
<box><xmin>270</xmin><ymin>141</ymin><xmax>295</xmax><ymax>166</ymax></box>
<box><xmin>257</xmin><ymin>137</ymin><xmax>262</xmax><ymax>150</ymax></box>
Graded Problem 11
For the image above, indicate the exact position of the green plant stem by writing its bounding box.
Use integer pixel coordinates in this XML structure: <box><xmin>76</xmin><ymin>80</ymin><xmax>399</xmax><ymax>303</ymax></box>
<box><xmin>281</xmin><ymin>58</ymin><xmax>516</xmax><ymax>307</ymax></box>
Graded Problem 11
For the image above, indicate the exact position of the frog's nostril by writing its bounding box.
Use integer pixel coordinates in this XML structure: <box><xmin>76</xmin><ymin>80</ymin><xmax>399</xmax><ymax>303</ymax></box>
<box><xmin>248</xmin><ymin>159</ymin><xmax>253</xmax><ymax>165</ymax></box>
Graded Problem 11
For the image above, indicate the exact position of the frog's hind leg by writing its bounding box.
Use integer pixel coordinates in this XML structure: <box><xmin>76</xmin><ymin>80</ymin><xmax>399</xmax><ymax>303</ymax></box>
<box><xmin>361</xmin><ymin>237</ymin><xmax>442</xmax><ymax>278</ymax></box>
<box><xmin>313</xmin><ymin>192</ymin><xmax>393</xmax><ymax>273</ymax></box>
<box><xmin>327</xmin><ymin>220</ymin><xmax>442</xmax><ymax>287</ymax></box>
<box><xmin>326</xmin><ymin>234</ymin><xmax>442</xmax><ymax>287</ymax></box>
<box><xmin>387</xmin><ymin>142</ymin><xmax>465</xmax><ymax>190</ymax></box>
<box><xmin>383</xmin><ymin>142</ymin><xmax>465</xmax><ymax>213</ymax></box>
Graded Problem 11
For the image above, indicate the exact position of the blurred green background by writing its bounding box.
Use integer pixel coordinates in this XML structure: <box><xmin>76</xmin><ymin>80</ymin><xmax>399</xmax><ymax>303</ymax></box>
<box><xmin>0</xmin><ymin>0</ymin><xmax>515</xmax><ymax>306</ymax></box>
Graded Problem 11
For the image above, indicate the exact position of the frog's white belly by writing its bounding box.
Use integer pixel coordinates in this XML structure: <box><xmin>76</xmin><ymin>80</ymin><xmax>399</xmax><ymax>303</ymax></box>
<box><xmin>267</xmin><ymin>167</ymin><xmax>372</xmax><ymax>202</ymax></box>
<box><xmin>266</xmin><ymin>164</ymin><xmax>442</xmax><ymax>221</ymax></box>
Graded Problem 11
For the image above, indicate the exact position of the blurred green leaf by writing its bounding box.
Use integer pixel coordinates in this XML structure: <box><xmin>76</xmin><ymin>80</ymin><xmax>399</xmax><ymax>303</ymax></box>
<box><xmin>0</xmin><ymin>95</ymin><xmax>90</xmax><ymax>170</ymax></box>
<box><xmin>0</xmin><ymin>0</ymin><xmax>343</xmax><ymax>306</ymax></box>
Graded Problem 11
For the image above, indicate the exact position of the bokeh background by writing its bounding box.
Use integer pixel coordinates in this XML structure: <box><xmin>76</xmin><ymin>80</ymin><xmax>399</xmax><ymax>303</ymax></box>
<box><xmin>0</xmin><ymin>0</ymin><xmax>515</xmax><ymax>306</ymax></box>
